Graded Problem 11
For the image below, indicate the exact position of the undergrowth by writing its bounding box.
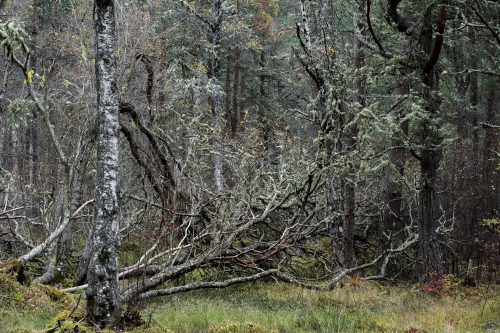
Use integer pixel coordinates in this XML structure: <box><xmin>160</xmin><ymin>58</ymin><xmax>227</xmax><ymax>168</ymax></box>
<box><xmin>148</xmin><ymin>278</ymin><xmax>500</xmax><ymax>333</ymax></box>
<box><xmin>1</xmin><ymin>264</ymin><xmax>500</xmax><ymax>332</ymax></box>
<box><xmin>0</xmin><ymin>262</ymin><xmax>171</xmax><ymax>333</ymax></box>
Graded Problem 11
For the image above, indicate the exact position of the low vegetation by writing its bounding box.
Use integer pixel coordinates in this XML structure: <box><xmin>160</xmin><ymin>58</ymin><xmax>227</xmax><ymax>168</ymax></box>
<box><xmin>1</xmin><ymin>263</ymin><xmax>500</xmax><ymax>333</ymax></box>
<box><xmin>147</xmin><ymin>279</ymin><xmax>500</xmax><ymax>333</ymax></box>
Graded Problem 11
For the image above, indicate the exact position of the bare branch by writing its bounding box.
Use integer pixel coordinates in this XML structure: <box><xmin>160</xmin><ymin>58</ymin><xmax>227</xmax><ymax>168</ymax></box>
<box><xmin>367</xmin><ymin>0</ymin><xmax>386</xmax><ymax>55</ymax></box>
<box><xmin>138</xmin><ymin>269</ymin><xmax>278</xmax><ymax>300</ymax></box>
<box><xmin>386</xmin><ymin>0</ymin><xmax>414</xmax><ymax>34</ymax></box>
<box><xmin>18</xmin><ymin>199</ymin><xmax>94</xmax><ymax>264</ymax></box>
<box><xmin>470</xmin><ymin>0</ymin><xmax>500</xmax><ymax>47</ymax></box>
<box><xmin>0</xmin><ymin>206</ymin><xmax>25</xmax><ymax>216</ymax></box>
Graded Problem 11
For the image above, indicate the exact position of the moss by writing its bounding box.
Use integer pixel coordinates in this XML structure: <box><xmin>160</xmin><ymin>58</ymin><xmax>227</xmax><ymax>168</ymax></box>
<box><xmin>9</xmin><ymin>291</ymin><xmax>24</xmax><ymax>301</ymax></box>
<box><xmin>52</xmin><ymin>320</ymin><xmax>92</xmax><ymax>333</ymax></box>
<box><xmin>45</xmin><ymin>310</ymin><xmax>171</xmax><ymax>333</ymax></box>
<box><xmin>121</xmin><ymin>241</ymin><xmax>141</xmax><ymax>252</ymax></box>
<box><xmin>38</xmin><ymin>283</ymin><xmax>69</xmax><ymax>301</ymax></box>
<box><xmin>0</xmin><ymin>260</ymin><xmax>30</xmax><ymax>285</ymax></box>
<box><xmin>208</xmin><ymin>322</ymin><xmax>277</xmax><ymax>333</ymax></box>
<box><xmin>0</xmin><ymin>273</ymin><xmax>19</xmax><ymax>293</ymax></box>
<box><xmin>46</xmin><ymin>310</ymin><xmax>86</xmax><ymax>331</ymax></box>
<box><xmin>52</xmin><ymin>270</ymin><xmax>69</xmax><ymax>285</ymax></box>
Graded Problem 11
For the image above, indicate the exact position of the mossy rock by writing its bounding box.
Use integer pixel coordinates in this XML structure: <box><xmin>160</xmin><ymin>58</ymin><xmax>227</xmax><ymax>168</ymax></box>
<box><xmin>0</xmin><ymin>260</ymin><xmax>30</xmax><ymax>285</ymax></box>
<box><xmin>46</xmin><ymin>310</ymin><xmax>95</xmax><ymax>333</ymax></box>
<box><xmin>37</xmin><ymin>283</ymin><xmax>69</xmax><ymax>301</ymax></box>
<box><xmin>208</xmin><ymin>321</ymin><xmax>277</xmax><ymax>333</ymax></box>
<box><xmin>0</xmin><ymin>272</ymin><xmax>20</xmax><ymax>293</ymax></box>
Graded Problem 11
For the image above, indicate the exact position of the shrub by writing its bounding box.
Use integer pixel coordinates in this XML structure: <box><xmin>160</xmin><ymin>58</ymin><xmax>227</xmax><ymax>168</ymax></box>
<box><xmin>421</xmin><ymin>272</ymin><xmax>460</xmax><ymax>296</ymax></box>
<box><xmin>45</xmin><ymin>310</ymin><xmax>87</xmax><ymax>332</ymax></box>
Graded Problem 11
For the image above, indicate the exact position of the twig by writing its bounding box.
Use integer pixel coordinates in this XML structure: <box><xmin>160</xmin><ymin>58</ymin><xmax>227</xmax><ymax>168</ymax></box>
<box><xmin>68</xmin><ymin>293</ymin><xmax>82</xmax><ymax>320</ymax></box>
<box><xmin>366</xmin><ymin>0</ymin><xmax>385</xmax><ymax>55</ymax></box>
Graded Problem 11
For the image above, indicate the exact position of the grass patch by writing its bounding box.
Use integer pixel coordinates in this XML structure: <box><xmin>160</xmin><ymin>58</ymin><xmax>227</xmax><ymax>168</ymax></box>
<box><xmin>147</xmin><ymin>280</ymin><xmax>500</xmax><ymax>333</ymax></box>
<box><xmin>0</xmin><ymin>266</ymin><xmax>171</xmax><ymax>332</ymax></box>
<box><xmin>1</xmin><ymin>266</ymin><xmax>500</xmax><ymax>333</ymax></box>
<box><xmin>0</xmin><ymin>283</ymin><xmax>71</xmax><ymax>333</ymax></box>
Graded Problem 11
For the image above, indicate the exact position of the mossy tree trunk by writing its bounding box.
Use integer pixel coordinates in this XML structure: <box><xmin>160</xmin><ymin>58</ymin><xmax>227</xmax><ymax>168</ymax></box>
<box><xmin>385</xmin><ymin>0</ymin><xmax>445</xmax><ymax>278</ymax></box>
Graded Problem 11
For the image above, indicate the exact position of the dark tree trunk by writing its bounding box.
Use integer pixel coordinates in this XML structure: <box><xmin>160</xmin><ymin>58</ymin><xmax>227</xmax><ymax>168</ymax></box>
<box><xmin>24</xmin><ymin>0</ymin><xmax>39</xmax><ymax>185</ymax></box>
<box><xmin>258</xmin><ymin>51</ymin><xmax>277</xmax><ymax>165</ymax></box>
<box><xmin>379</xmin><ymin>83</ymin><xmax>409</xmax><ymax>276</ymax></box>
<box><xmin>225</xmin><ymin>56</ymin><xmax>231</xmax><ymax>131</ymax></box>
<box><xmin>238</xmin><ymin>70</ymin><xmax>246</xmax><ymax>131</ymax></box>
<box><xmin>470</xmin><ymin>70</ymin><xmax>479</xmax><ymax>165</ymax></box>
<box><xmin>230</xmin><ymin>0</ymin><xmax>241</xmax><ymax>137</ymax></box>
<box><xmin>0</xmin><ymin>61</ymin><xmax>10</xmax><ymax>171</ymax></box>
<box><xmin>482</xmin><ymin>87</ymin><xmax>497</xmax><ymax>218</ymax></box>
<box><xmin>341</xmin><ymin>1</ymin><xmax>366</xmax><ymax>269</ymax></box>
<box><xmin>419</xmin><ymin>137</ymin><xmax>443</xmax><ymax>275</ymax></box>
<box><xmin>417</xmin><ymin>7</ymin><xmax>446</xmax><ymax>277</ymax></box>
<box><xmin>342</xmin><ymin>179</ymin><xmax>356</xmax><ymax>269</ymax></box>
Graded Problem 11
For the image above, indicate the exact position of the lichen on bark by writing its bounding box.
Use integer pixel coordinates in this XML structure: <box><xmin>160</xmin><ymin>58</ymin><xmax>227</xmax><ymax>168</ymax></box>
<box><xmin>86</xmin><ymin>0</ymin><xmax>121</xmax><ymax>328</ymax></box>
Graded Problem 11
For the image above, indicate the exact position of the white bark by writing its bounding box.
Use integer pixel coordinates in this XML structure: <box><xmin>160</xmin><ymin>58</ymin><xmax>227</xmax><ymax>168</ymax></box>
<box><xmin>18</xmin><ymin>199</ymin><xmax>94</xmax><ymax>264</ymax></box>
<box><xmin>138</xmin><ymin>269</ymin><xmax>277</xmax><ymax>299</ymax></box>
<box><xmin>86</xmin><ymin>0</ymin><xmax>121</xmax><ymax>327</ymax></box>
<box><xmin>212</xmin><ymin>86</ymin><xmax>224</xmax><ymax>193</ymax></box>
<box><xmin>211</xmin><ymin>0</ymin><xmax>224</xmax><ymax>194</ymax></box>
<box><xmin>299</xmin><ymin>0</ymin><xmax>311</xmax><ymax>53</ymax></box>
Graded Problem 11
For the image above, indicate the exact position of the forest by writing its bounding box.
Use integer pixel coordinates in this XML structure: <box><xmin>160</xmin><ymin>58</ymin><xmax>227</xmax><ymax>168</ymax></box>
<box><xmin>0</xmin><ymin>0</ymin><xmax>500</xmax><ymax>330</ymax></box>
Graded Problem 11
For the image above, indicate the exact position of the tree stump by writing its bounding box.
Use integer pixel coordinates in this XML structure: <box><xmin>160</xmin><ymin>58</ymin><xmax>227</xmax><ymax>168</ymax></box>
<box><xmin>463</xmin><ymin>259</ymin><xmax>476</xmax><ymax>287</ymax></box>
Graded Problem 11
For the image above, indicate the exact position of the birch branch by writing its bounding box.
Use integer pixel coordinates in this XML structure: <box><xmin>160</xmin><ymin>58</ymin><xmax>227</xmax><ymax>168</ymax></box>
<box><xmin>18</xmin><ymin>199</ymin><xmax>94</xmax><ymax>264</ymax></box>
<box><xmin>137</xmin><ymin>269</ymin><xmax>278</xmax><ymax>300</ymax></box>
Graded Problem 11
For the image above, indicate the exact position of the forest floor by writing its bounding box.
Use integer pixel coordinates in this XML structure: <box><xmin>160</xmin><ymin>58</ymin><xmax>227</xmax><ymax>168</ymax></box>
<box><xmin>1</xmin><ymin>271</ymin><xmax>500</xmax><ymax>332</ymax></box>
<box><xmin>146</xmin><ymin>277</ymin><xmax>500</xmax><ymax>333</ymax></box>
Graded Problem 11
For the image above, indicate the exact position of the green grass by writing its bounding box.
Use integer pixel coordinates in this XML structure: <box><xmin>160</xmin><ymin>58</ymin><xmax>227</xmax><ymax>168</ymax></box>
<box><xmin>1</xmin><ymin>269</ymin><xmax>500</xmax><ymax>332</ymax></box>
<box><xmin>147</xmin><ymin>280</ymin><xmax>500</xmax><ymax>333</ymax></box>
<box><xmin>0</xmin><ymin>283</ymin><xmax>75</xmax><ymax>333</ymax></box>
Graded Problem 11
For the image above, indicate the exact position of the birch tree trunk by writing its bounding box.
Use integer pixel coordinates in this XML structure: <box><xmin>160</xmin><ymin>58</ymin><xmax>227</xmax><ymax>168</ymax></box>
<box><xmin>210</xmin><ymin>0</ymin><xmax>224</xmax><ymax>193</ymax></box>
<box><xmin>86</xmin><ymin>0</ymin><xmax>121</xmax><ymax>327</ymax></box>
